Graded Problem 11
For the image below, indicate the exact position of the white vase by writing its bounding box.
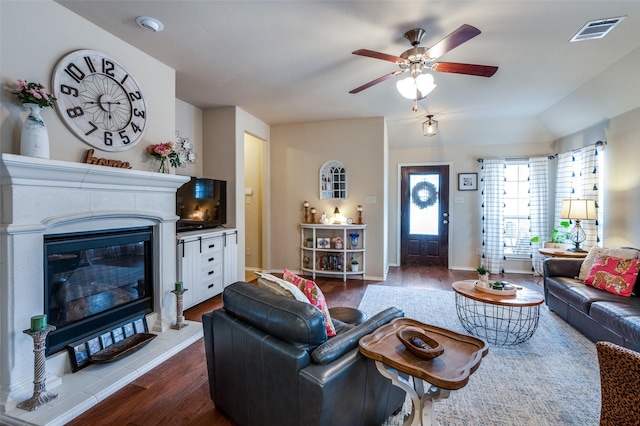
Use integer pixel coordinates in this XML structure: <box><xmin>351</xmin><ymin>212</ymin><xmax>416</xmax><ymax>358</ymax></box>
<box><xmin>352</xmin><ymin>264</ymin><xmax>359</xmax><ymax>272</ymax></box>
<box><xmin>20</xmin><ymin>103</ymin><xmax>50</xmax><ymax>159</ymax></box>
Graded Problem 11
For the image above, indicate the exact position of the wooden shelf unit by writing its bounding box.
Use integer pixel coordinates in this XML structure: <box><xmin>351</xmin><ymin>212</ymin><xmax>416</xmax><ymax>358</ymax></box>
<box><xmin>300</xmin><ymin>224</ymin><xmax>366</xmax><ymax>282</ymax></box>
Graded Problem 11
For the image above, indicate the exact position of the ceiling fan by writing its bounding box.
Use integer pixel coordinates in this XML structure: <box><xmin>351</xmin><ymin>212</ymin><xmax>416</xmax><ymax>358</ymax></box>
<box><xmin>349</xmin><ymin>24</ymin><xmax>498</xmax><ymax>99</ymax></box>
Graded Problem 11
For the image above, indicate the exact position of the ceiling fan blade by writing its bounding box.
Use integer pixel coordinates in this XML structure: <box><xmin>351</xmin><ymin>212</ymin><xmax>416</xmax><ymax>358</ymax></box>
<box><xmin>424</xmin><ymin>24</ymin><xmax>481</xmax><ymax>60</ymax></box>
<box><xmin>352</xmin><ymin>49</ymin><xmax>406</xmax><ymax>64</ymax></box>
<box><xmin>431</xmin><ymin>62</ymin><xmax>498</xmax><ymax>77</ymax></box>
<box><xmin>349</xmin><ymin>70</ymin><xmax>405</xmax><ymax>94</ymax></box>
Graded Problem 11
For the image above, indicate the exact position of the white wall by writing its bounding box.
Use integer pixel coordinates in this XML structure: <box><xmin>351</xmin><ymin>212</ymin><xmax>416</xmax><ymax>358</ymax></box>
<box><xmin>0</xmin><ymin>1</ymin><xmax>175</xmax><ymax>171</ymax></box>
<box><xmin>175</xmin><ymin>98</ymin><xmax>203</xmax><ymax>177</ymax></box>
<box><xmin>202</xmin><ymin>106</ymin><xmax>270</xmax><ymax>281</ymax></box>
<box><xmin>270</xmin><ymin>118</ymin><xmax>387</xmax><ymax>279</ymax></box>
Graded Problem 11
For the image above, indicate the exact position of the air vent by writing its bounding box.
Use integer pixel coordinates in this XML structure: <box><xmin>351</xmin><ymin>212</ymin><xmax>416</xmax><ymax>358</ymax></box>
<box><xmin>570</xmin><ymin>16</ymin><xmax>625</xmax><ymax>42</ymax></box>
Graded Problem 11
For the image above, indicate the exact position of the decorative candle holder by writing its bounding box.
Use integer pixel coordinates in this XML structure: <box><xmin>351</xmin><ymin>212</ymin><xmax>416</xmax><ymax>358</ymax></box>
<box><xmin>357</xmin><ymin>205</ymin><xmax>364</xmax><ymax>225</ymax></box>
<box><xmin>171</xmin><ymin>289</ymin><xmax>189</xmax><ymax>330</ymax></box>
<box><xmin>303</xmin><ymin>201</ymin><xmax>310</xmax><ymax>223</ymax></box>
<box><xmin>18</xmin><ymin>325</ymin><xmax>58</xmax><ymax>411</ymax></box>
<box><xmin>310</xmin><ymin>208</ymin><xmax>316</xmax><ymax>224</ymax></box>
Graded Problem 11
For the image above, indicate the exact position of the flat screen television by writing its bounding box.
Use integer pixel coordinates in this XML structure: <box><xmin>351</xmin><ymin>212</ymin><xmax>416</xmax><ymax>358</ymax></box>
<box><xmin>176</xmin><ymin>177</ymin><xmax>227</xmax><ymax>232</ymax></box>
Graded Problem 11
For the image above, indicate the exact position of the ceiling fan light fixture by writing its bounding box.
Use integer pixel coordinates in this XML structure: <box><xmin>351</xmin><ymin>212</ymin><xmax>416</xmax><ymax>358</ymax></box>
<box><xmin>415</xmin><ymin>73</ymin><xmax>436</xmax><ymax>97</ymax></box>
<box><xmin>396</xmin><ymin>73</ymin><xmax>436</xmax><ymax>100</ymax></box>
<box><xmin>423</xmin><ymin>115</ymin><xmax>438</xmax><ymax>137</ymax></box>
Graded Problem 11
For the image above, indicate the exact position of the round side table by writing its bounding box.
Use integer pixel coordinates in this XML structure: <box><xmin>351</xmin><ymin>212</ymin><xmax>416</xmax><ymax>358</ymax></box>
<box><xmin>451</xmin><ymin>280</ymin><xmax>544</xmax><ymax>346</ymax></box>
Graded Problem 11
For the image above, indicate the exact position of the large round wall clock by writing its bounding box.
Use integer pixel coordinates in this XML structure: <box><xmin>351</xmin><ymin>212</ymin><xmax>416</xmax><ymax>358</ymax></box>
<box><xmin>51</xmin><ymin>49</ymin><xmax>148</xmax><ymax>151</ymax></box>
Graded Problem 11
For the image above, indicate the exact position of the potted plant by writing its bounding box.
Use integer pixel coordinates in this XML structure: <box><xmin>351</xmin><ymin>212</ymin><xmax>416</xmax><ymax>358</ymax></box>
<box><xmin>476</xmin><ymin>265</ymin><xmax>490</xmax><ymax>283</ymax></box>
<box><xmin>351</xmin><ymin>258</ymin><xmax>360</xmax><ymax>272</ymax></box>
<box><xmin>306</xmin><ymin>237</ymin><xmax>314</xmax><ymax>248</ymax></box>
<box><xmin>530</xmin><ymin>221</ymin><xmax>571</xmax><ymax>249</ymax></box>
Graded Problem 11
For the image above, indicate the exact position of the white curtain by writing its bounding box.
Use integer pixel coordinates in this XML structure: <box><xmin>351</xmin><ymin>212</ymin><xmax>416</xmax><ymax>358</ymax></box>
<box><xmin>529</xmin><ymin>157</ymin><xmax>549</xmax><ymax>275</ymax></box>
<box><xmin>579</xmin><ymin>145</ymin><xmax>601</xmax><ymax>248</ymax></box>
<box><xmin>554</xmin><ymin>151</ymin><xmax>575</xmax><ymax>228</ymax></box>
<box><xmin>480</xmin><ymin>159</ymin><xmax>505</xmax><ymax>274</ymax></box>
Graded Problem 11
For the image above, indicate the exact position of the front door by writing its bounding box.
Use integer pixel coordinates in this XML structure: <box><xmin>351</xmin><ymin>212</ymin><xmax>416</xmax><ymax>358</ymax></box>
<box><xmin>400</xmin><ymin>165</ymin><xmax>449</xmax><ymax>267</ymax></box>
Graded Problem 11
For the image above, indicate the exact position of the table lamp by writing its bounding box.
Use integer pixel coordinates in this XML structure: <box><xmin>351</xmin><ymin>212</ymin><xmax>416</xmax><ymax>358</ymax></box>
<box><xmin>560</xmin><ymin>199</ymin><xmax>597</xmax><ymax>252</ymax></box>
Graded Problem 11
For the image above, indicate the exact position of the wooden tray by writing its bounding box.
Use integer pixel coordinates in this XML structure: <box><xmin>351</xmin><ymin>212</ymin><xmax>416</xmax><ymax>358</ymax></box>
<box><xmin>474</xmin><ymin>281</ymin><xmax>518</xmax><ymax>296</ymax></box>
<box><xmin>359</xmin><ymin>318</ymin><xmax>489</xmax><ymax>390</ymax></box>
<box><xmin>90</xmin><ymin>333</ymin><xmax>156</xmax><ymax>364</ymax></box>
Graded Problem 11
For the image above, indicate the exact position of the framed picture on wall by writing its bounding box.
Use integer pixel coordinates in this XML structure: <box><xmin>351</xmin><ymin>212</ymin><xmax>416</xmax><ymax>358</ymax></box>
<box><xmin>458</xmin><ymin>173</ymin><xmax>478</xmax><ymax>191</ymax></box>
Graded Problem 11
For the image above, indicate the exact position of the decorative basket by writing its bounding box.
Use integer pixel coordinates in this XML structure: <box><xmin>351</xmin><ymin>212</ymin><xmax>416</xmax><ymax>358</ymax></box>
<box><xmin>396</xmin><ymin>328</ymin><xmax>444</xmax><ymax>359</ymax></box>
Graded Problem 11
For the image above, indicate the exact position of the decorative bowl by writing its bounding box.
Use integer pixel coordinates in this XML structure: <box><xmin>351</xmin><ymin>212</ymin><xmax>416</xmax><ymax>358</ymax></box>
<box><xmin>396</xmin><ymin>328</ymin><xmax>444</xmax><ymax>359</ymax></box>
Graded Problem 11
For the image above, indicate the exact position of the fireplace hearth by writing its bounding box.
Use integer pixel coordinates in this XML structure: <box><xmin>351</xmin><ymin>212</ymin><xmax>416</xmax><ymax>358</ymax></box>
<box><xmin>0</xmin><ymin>154</ymin><xmax>202</xmax><ymax>425</ymax></box>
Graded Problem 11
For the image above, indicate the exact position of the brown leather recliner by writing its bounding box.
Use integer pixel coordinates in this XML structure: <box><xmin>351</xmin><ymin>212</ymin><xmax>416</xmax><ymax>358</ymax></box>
<box><xmin>202</xmin><ymin>281</ymin><xmax>405</xmax><ymax>426</ymax></box>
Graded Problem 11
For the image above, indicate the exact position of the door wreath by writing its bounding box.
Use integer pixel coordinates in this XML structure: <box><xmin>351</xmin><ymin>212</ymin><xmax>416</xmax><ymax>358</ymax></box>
<box><xmin>411</xmin><ymin>181</ymin><xmax>438</xmax><ymax>209</ymax></box>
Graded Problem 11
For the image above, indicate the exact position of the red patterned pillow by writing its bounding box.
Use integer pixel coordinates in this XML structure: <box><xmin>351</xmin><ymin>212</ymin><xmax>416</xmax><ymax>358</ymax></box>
<box><xmin>283</xmin><ymin>269</ymin><xmax>336</xmax><ymax>337</ymax></box>
<box><xmin>585</xmin><ymin>255</ymin><xmax>640</xmax><ymax>297</ymax></box>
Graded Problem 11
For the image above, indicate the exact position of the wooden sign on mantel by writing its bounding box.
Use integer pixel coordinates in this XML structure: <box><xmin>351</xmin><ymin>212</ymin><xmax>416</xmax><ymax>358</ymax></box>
<box><xmin>84</xmin><ymin>149</ymin><xmax>132</xmax><ymax>169</ymax></box>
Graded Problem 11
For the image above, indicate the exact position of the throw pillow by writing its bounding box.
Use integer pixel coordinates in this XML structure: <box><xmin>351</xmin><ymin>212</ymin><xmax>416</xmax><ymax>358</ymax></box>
<box><xmin>584</xmin><ymin>255</ymin><xmax>640</xmax><ymax>297</ymax></box>
<box><xmin>578</xmin><ymin>247</ymin><xmax>639</xmax><ymax>281</ymax></box>
<box><xmin>254</xmin><ymin>272</ymin><xmax>309</xmax><ymax>303</ymax></box>
<box><xmin>283</xmin><ymin>269</ymin><xmax>337</xmax><ymax>337</ymax></box>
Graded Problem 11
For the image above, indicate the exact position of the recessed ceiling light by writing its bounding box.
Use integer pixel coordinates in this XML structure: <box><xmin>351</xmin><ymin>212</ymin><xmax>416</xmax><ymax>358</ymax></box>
<box><xmin>136</xmin><ymin>16</ymin><xmax>164</xmax><ymax>32</ymax></box>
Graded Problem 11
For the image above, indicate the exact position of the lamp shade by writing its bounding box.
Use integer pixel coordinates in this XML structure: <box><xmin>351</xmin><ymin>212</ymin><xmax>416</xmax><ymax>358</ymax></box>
<box><xmin>560</xmin><ymin>199</ymin><xmax>597</xmax><ymax>220</ymax></box>
<box><xmin>396</xmin><ymin>74</ymin><xmax>436</xmax><ymax>100</ymax></box>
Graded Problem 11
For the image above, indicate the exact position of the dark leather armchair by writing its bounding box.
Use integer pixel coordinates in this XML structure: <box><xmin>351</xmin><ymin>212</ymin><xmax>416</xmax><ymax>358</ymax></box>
<box><xmin>202</xmin><ymin>281</ymin><xmax>406</xmax><ymax>426</ymax></box>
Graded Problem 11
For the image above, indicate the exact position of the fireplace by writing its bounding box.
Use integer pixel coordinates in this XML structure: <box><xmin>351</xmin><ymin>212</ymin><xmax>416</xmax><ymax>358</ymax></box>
<box><xmin>1</xmin><ymin>154</ymin><xmax>203</xmax><ymax>424</ymax></box>
<box><xmin>44</xmin><ymin>227</ymin><xmax>154</xmax><ymax>356</ymax></box>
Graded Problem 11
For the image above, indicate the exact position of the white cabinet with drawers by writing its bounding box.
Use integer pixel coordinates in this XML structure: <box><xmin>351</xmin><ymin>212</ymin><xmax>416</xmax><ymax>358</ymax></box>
<box><xmin>176</xmin><ymin>228</ymin><xmax>237</xmax><ymax>309</ymax></box>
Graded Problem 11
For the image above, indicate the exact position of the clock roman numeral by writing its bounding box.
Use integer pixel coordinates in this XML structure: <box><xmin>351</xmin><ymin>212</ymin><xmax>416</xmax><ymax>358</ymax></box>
<box><xmin>84</xmin><ymin>56</ymin><xmax>96</xmax><ymax>73</ymax></box>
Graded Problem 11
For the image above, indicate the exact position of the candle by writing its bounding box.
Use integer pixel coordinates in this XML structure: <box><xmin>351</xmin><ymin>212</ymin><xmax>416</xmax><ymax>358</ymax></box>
<box><xmin>31</xmin><ymin>314</ymin><xmax>47</xmax><ymax>331</ymax></box>
<box><xmin>303</xmin><ymin>201</ymin><xmax>310</xmax><ymax>208</ymax></box>
<box><xmin>310</xmin><ymin>208</ymin><xmax>316</xmax><ymax>214</ymax></box>
<box><xmin>357</xmin><ymin>205</ymin><xmax>363</xmax><ymax>212</ymax></box>
<box><xmin>175</xmin><ymin>281</ymin><xmax>184</xmax><ymax>292</ymax></box>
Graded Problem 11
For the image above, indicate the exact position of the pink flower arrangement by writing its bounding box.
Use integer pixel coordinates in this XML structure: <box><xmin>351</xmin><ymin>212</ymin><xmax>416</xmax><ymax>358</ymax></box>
<box><xmin>146</xmin><ymin>142</ymin><xmax>182</xmax><ymax>168</ymax></box>
<box><xmin>12</xmin><ymin>79</ymin><xmax>56</xmax><ymax>108</ymax></box>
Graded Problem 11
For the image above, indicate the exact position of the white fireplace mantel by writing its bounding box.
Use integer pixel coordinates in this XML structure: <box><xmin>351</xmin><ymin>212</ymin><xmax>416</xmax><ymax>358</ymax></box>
<box><xmin>0</xmin><ymin>154</ymin><xmax>201</xmax><ymax>425</ymax></box>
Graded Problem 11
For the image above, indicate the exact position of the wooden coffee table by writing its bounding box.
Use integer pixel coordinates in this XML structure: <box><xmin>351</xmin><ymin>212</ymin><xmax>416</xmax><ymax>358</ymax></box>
<box><xmin>451</xmin><ymin>280</ymin><xmax>544</xmax><ymax>346</ymax></box>
<box><xmin>359</xmin><ymin>317</ymin><xmax>489</xmax><ymax>426</ymax></box>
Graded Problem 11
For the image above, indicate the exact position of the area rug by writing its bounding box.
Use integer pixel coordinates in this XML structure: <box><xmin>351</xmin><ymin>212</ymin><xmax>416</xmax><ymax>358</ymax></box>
<box><xmin>358</xmin><ymin>284</ymin><xmax>600</xmax><ymax>426</ymax></box>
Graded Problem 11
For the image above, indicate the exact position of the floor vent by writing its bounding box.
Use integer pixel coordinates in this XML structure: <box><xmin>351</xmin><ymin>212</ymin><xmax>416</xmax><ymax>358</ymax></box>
<box><xmin>570</xmin><ymin>16</ymin><xmax>625</xmax><ymax>42</ymax></box>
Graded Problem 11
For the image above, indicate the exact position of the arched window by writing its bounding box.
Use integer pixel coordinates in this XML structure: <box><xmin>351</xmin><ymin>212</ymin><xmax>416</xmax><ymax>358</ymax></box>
<box><xmin>319</xmin><ymin>160</ymin><xmax>347</xmax><ymax>199</ymax></box>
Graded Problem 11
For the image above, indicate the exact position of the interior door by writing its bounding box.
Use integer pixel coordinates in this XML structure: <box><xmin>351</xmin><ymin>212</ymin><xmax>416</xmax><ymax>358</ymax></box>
<box><xmin>401</xmin><ymin>165</ymin><xmax>450</xmax><ymax>267</ymax></box>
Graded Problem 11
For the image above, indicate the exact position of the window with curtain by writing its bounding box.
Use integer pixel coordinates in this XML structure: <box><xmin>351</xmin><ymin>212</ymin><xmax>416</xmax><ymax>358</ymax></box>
<box><xmin>554</xmin><ymin>145</ymin><xmax>604</xmax><ymax>249</ymax></box>
<box><xmin>504</xmin><ymin>161</ymin><xmax>531</xmax><ymax>257</ymax></box>
<box><xmin>481</xmin><ymin>157</ymin><xmax>549</xmax><ymax>274</ymax></box>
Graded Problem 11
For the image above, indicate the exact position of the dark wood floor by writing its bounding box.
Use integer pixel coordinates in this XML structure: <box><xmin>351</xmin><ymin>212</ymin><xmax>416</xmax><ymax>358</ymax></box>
<box><xmin>67</xmin><ymin>267</ymin><xmax>539</xmax><ymax>426</ymax></box>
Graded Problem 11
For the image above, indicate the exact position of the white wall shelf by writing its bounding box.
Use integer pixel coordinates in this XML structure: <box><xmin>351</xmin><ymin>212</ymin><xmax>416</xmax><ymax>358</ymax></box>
<box><xmin>300</xmin><ymin>224</ymin><xmax>366</xmax><ymax>282</ymax></box>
